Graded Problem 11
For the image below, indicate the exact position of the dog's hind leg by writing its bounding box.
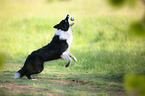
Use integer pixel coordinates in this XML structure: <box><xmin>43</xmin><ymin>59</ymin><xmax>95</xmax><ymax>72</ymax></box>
<box><xmin>31</xmin><ymin>65</ymin><xmax>44</xmax><ymax>75</ymax></box>
<box><xmin>26</xmin><ymin>73</ymin><xmax>32</xmax><ymax>79</ymax></box>
<box><xmin>26</xmin><ymin>66</ymin><xmax>44</xmax><ymax>79</ymax></box>
<box><xmin>26</xmin><ymin>67</ymin><xmax>44</xmax><ymax>79</ymax></box>
<box><xmin>65</xmin><ymin>60</ymin><xmax>72</xmax><ymax>68</ymax></box>
<box><xmin>61</xmin><ymin>55</ymin><xmax>72</xmax><ymax>68</ymax></box>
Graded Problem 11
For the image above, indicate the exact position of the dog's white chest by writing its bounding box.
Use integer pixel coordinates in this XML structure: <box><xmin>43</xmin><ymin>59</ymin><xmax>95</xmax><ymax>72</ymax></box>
<box><xmin>55</xmin><ymin>28</ymin><xmax>73</xmax><ymax>57</ymax></box>
<box><xmin>55</xmin><ymin>29</ymin><xmax>73</xmax><ymax>47</ymax></box>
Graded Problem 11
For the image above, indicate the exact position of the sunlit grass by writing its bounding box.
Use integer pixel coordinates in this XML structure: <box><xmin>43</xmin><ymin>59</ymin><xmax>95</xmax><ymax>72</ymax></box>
<box><xmin>0</xmin><ymin>0</ymin><xmax>144</xmax><ymax>95</ymax></box>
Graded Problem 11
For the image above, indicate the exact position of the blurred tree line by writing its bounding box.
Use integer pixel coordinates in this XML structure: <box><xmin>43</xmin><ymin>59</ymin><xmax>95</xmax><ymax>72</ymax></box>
<box><xmin>108</xmin><ymin>0</ymin><xmax>145</xmax><ymax>37</ymax></box>
<box><xmin>108</xmin><ymin>0</ymin><xmax>145</xmax><ymax>96</ymax></box>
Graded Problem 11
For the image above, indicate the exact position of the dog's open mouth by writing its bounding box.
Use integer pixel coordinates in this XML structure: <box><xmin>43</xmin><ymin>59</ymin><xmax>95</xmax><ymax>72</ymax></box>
<box><xmin>66</xmin><ymin>14</ymin><xmax>74</xmax><ymax>27</ymax></box>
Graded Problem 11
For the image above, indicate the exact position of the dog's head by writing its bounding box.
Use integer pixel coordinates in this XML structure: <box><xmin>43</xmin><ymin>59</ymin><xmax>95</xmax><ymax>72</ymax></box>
<box><xmin>54</xmin><ymin>14</ymin><xmax>74</xmax><ymax>31</ymax></box>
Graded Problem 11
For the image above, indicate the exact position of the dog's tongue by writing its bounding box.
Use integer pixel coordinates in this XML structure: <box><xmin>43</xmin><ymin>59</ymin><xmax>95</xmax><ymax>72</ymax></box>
<box><xmin>70</xmin><ymin>22</ymin><xmax>74</xmax><ymax>26</ymax></box>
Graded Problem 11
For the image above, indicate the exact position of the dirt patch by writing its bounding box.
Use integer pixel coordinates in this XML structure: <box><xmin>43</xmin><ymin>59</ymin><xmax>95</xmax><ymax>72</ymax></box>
<box><xmin>0</xmin><ymin>82</ymin><xmax>55</xmax><ymax>95</ymax></box>
<box><xmin>69</xmin><ymin>79</ymin><xmax>127</xmax><ymax>95</ymax></box>
<box><xmin>70</xmin><ymin>79</ymin><xmax>91</xmax><ymax>86</ymax></box>
<box><xmin>36</xmin><ymin>78</ymin><xmax>70</xmax><ymax>86</ymax></box>
<box><xmin>0</xmin><ymin>78</ymin><xmax>127</xmax><ymax>96</ymax></box>
<box><xmin>107</xmin><ymin>89</ymin><xmax>126</xmax><ymax>96</ymax></box>
<box><xmin>55</xmin><ymin>80</ymin><xmax>70</xmax><ymax>86</ymax></box>
<box><xmin>91</xmin><ymin>87</ymin><xmax>127</xmax><ymax>96</ymax></box>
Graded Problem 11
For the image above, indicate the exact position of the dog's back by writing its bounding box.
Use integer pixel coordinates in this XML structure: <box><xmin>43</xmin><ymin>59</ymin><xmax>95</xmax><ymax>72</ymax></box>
<box><xmin>31</xmin><ymin>35</ymin><xmax>69</xmax><ymax>61</ymax></box>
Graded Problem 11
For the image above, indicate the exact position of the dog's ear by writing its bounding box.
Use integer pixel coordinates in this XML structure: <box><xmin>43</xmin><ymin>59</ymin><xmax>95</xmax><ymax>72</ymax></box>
<box><xmin>53</xmin><ymin>24</ymin><xmax>60</xmax><ymax>29</ymax></box>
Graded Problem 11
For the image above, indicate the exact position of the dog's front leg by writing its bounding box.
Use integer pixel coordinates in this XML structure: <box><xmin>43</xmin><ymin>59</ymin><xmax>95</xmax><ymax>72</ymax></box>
<box><xmin>61</xmin><ymin>55</ymin><xmax>72</xmax><ymax>68</ymax></box>
<box><xmin>69</xmin><ymin>52</ymin><xmax>77</xmax><ymax>62</ymax></box>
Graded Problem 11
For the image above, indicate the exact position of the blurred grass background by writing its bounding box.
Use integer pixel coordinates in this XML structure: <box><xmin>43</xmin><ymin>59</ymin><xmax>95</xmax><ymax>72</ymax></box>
<box><xmin>0</xmin><ymin>0</ymin><xmax>145</xmax><ymax>95</ymax></box>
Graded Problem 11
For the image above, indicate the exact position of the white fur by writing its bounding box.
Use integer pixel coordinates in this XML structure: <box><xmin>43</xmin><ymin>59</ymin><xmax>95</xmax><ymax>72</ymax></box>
<box><xmin>55</xmin><ymin>28</ymin><xmax>73</xmax><ymax>47</ymax></box>
<box><xmin>14</xmin><ymin>72</ymin><xmax>21</xmax><ymax>79</ymax></box>
<box><xmin>55</xmin><ymin>15</ymin><xmax>77</xmax><ymax>65</ymax></box>
<box><xmin>55</xmin><ymin>27</ymin><xmax>73</xmax><ymax>60</ymax></box>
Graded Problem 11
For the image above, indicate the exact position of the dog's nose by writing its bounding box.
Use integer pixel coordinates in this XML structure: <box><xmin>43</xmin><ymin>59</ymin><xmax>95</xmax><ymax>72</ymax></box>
<box><xmin>66</xmin><ymin>14</ymin><xmax>70</xmax><ymax>19</ymax></box>
<box><xmin>67</xmin><ymin>14</ymin><xmax>69</xmax><ymax>17</ymax></box>
<box><xmin>65</xmin><ymin>14</ymin><xmax>70</xmax><ymax>20</ymax></box>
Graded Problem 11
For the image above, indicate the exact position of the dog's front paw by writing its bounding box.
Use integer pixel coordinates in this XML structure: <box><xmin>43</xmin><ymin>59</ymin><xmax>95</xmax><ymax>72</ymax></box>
<box><xmin>65</xmin><ymin>64</ymin><xmax>69</xmax><ymax>68</ymax></box>
<box><xmin>73</xmin><ymin>57</ymin><xmax>77</xmax><ymax>62</ymax></box>
<box><xmin>65</xmin><ymin>61</ymin><xmax>71</xmax><ymax>68</ymax></box>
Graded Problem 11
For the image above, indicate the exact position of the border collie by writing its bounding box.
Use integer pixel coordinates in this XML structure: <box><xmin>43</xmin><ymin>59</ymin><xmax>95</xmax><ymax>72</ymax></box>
<box><xmin>14</xmin><ymin>14</ymin><xmax>77</xmax><ymax>79</ymax></box>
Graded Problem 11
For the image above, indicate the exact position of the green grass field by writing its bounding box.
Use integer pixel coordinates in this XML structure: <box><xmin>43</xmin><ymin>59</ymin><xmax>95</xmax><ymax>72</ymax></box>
<box><xmin>0</xmin><ymin>0</ymin><xmax>145</xmax><ymax>95</ymax></box>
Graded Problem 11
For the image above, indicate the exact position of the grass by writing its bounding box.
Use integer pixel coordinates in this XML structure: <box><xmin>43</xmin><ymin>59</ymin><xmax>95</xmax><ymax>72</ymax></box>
<box><xmin>0</xmin><ymin>0</ymin><xmax>145</xmax><ymax>95</ymax></box>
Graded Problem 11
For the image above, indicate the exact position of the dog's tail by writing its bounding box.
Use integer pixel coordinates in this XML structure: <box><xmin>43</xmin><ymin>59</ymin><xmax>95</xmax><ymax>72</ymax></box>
<box><xmin>14</xmin><ymin>67</ymin><xmax>26</xmax><ymax>79</ymax></box>
<box><xmin>14</xmin><ymin>72</ymin><xmax>21</xmax><ymax>79</ymax></box>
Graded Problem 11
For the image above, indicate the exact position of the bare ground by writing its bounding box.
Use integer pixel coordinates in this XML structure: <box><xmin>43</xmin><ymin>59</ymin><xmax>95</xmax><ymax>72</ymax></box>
<box><xmin>0</xmin><ymin>78</ymin><xmax>127</xmax><ymax>96</ymax></box>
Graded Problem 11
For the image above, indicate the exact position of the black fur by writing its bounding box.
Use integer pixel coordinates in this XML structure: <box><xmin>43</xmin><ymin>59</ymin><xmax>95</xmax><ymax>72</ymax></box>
<box><xmin>16</xmin><ymin>15</ymin><xmax>70</xmax><ymax>79</ymax></box>
<box><xmin>54</xmin><ymin>14</ymin><xmax>69</xmax><ymax>31</ymax></box>
<box><xmin>18</xmin><ymin>36</ymin><xmax>68</xmax><ymax>79</ymax></box>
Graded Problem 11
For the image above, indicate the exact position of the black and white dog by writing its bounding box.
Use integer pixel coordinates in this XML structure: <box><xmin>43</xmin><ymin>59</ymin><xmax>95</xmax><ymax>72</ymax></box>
<box><xmin>14</xmin><ymin>14</ymin><xmax>77</xmax><ymax>79</ymax></box>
